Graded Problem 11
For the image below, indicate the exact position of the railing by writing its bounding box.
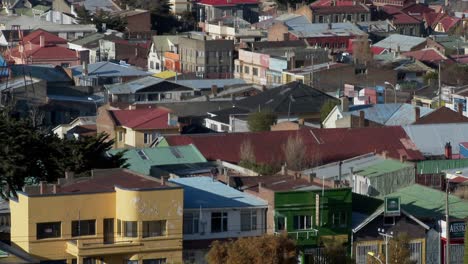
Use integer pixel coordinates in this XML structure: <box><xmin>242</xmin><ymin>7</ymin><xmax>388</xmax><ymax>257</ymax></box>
<box><xmin>275</xmin><ymin>229</ymin><xmax>318</xmax><ymax>240</ymax></box>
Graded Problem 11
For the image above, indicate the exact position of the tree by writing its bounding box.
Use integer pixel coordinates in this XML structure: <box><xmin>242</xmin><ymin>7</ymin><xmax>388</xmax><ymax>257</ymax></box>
<box><xmin>283</xmin><ymin>134</ymin><xmax>307</xmax><ymax>171</ymax></box>
<box><xmin>247</xmin><ymin>110</ymin><xmax>277</xmax><ymax>132</ymax></box>
<box><xmin>320</xmin><ymin>100</ymin><xmax>339</xmax><ymax>122</ymax></box>
<box><xmin>318</xmin><ymin>239</ymin><xmax>354</xmax><ymax>264</ymax></box>
<box><xmin>0</xmin><ymin>108</ymin><xmax>126</xmax><ymax>199</ymax></box>
<box><xmin>388</xmin><ymin>233</ymin><xmax>416</xmax><ymax>264</ymax></box>
<box><xmin>93</xmin><ymin>10</ymin><xmax>128</xmax><ymax>32</ymax></box>
<box><xmin>206</xmin><ymin>233</ymin><xmax>297</xmax><ymax>264</ymax></box>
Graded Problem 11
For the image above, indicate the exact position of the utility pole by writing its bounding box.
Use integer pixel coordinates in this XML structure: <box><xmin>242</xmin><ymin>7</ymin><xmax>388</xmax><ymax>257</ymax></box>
<box><xmin>445</xmin><ymin>176</ymin><xmax>450</xmax><ymax>264</ymax></box>
<box><xmin>438</xmin><ymin>61</ymin><xmax>442</xmax><ymax>108</ymax></box>
<box><xmin>378</xmin><ymin>228</ymin><xmax>393</xmax><ymax>264</ymax></box>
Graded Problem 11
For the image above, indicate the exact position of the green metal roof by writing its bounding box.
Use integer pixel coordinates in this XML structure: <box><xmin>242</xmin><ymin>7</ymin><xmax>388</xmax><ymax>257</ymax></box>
<box><xmin>386</xmin><ymin>184</ymin><xmax>468</xmax><ymax>220</ymax></box>
<box><xmin>356</xmin><ymin>159</ymin><xmax>412</xmax><ymax>178</ymax></box>
<box><xmin>108</xmin><ymin>144</ymin><xmax>207</xmax><ymax>175</ymax></box>
<box><xmin>416</xmin><ymin>159</ymin><xmax>468</xmax><ymax>174</ymax></box>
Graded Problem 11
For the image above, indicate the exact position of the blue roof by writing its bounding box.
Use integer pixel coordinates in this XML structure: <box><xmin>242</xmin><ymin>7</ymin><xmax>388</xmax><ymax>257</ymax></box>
<box><xmin>70</xmin><ymin>61</ymin><xmax>151</xmax><ymax>78</ymax></box>
<box><xmin>348</xmin><ymin>103</ymin><xmax>433</xmax><ymax>125</ymax></box>
<box><xmin>169</xmin><ymin>177</ymin><xmax>267</xmax><ymax>209</ymax></box>
<box><xmin>11</xmin><ymin>64</ymin><xmax>72</xmax><ymax>83</ymax></box>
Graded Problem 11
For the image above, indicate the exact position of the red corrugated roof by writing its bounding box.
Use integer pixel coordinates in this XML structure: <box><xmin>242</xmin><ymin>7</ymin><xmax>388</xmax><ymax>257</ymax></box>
<box><xmin>437</xmin><ymin>16</ymin><xmax>461</xmax><ymax>31</ymax></box>
<box><xmin>197</xmin><ymin>0</ymin><xmax>258</xmax><ymax>6</ymax></box>
<box><xmin>165</xmin><ymin>127</ymin><xmax>424</xmax><ymax>165</ymax></box>
<box><xmin>22</xmin><ymin>29</ymin><xmax>68</xmax><ymax>45</ymax></box>
<box><xmin>311</xmin><ymin>0</ymin><xmax>356</xmax><ymax>6</ymax></box>
<box><xmin>110</xmin><ymin>108</ymin><xmax>177</xmax><ymax>130</ymax></box>
<box><xmin>402</xmin><ymin>48</ymin><xmax>446</xmax><ymax>63</ymax></box>
<box><xmin>8</xmin><ymin>45</ymin><xmax>80</xmax><ymax>60</ymax></box>
<box><xmin>450</xmin><ymin>176</ymin><xmax>468</xmax><ymax>183</ymax></box>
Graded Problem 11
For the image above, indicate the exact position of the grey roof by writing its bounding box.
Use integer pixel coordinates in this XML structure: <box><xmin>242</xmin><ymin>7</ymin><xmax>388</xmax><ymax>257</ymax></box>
<box><xmin>289</xmin><ymin>22</ymin><xmax>366</xmax><ymax>38</ymax></box>
<box><xmin>83</xmin><ymin>0</ymin><xmax>122</xmax><ymax>14</ymax></box>
<box><xmin>70</xmin><ymin>32</ymin><xmax>105</xmax><ymax>48</ymax></box>
<box><xmin>403</xmin><ymin>123</ymin><xmax>468</xmax><ymax>156</ymax></box>
<box><xmin>153</xmin><ymin>101</ymin><xmax>235</xmax><ymax>117</ymax></box>
<box><xmin>11</xmin><ymin>64</ymin><xmax>72</xmax><ymax>83</ymax></box>
<box><xmin>172</xmin><ymin>79</ymin><xmax>247</xmax><ymax>90</ymax></box>
<box><xmin>373</xmin><ymin>34</ymin><xmax>426</xmax><ymax>52</ymax></box>
<box><xmin>70</xmin><ymin>61</ymin><xmax>151</xmax><ymax>78</ymax></box>
<box><xmin>357</xmin><ymin>20</ymin><xmax>396</xmax><ymax>33</ymax></box>
<box><xmin>346</xmin><ymin>103</ymin><xmax>433</xmax><ymax>126</ymax></box>
<box><xmin>235</xmin><ymin>81</ymin><xmax>338</xmax><ymax>114</ymax></box>
<box><xmin>303</xmin><ymin>153</ymin><xmax>385</xmax><ymax>180</ymax></box>
<box><xmin>106</xmin><ymin>76</ymin><xmax>194</xmax><ymax>94</ymax></box>
<box><xmin>0</xmin><ymin>16</ymin><xmax>96</xmax><ymax>33</ymax></box>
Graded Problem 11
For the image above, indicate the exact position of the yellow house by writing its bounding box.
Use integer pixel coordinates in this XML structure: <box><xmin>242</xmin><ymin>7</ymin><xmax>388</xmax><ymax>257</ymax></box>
<box><xmin>10</xmin><ymin>168</ymin><xmax>184</xmax><ymax>264</ymax></box>
<box><xmin>96</xmin><ymin>106</ymin><xmax>180</xmax><ymax>149</ymax></box>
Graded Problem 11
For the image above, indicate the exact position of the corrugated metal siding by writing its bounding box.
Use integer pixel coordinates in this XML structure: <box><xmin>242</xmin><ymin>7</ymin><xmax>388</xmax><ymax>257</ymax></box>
<box><xmin>368</xmin><ymin>165</ymin><xmax>415</xmax><ymax>197</ymax></box>
<box><xmin>416</xmin><ymin>159</ymin><xmax>468</xmax><ymax>174</ymax></box>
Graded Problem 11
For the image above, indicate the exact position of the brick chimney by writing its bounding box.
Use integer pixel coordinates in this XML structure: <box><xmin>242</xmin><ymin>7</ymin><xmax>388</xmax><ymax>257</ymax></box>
<box><xmin>445</xmin><ymin>142</ymin><xmax>452</xmax><ymax>160</ymax></box>
<box><xmin>298</xmin><ymin>118</ymin><xmax>305</xmax><ymax>125</ymax></box>
<box><xmin>458</xmin><ymin>103</ymin><xmax>464</xmax><ymax>116</ymax></box>
<box><xmin>414</xmin><ymin>107</ymin><xmax>420</xmax><ymax>122</ymax></box>
<box><xmin>359</xmin><ymin>110</ymin><xmax>365</xmax><ymax>127</ymax></box>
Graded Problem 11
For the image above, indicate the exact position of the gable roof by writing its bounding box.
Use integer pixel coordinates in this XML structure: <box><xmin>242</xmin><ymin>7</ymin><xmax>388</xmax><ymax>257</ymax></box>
<box><xmin>164</xmin><ymin>126</ymin><xmax>424</xmax><ymax>165</ymax></box>
<box><xmin>288</xmin><ymin>22</ymin><xmax>366</xmax><ymax>38</ymax></box>
<box><xmin>346</xmin><ymin>104</ymin><xmax>433</xmax><ymax>126</ymax></box>
<box><xmin>373</xmin><ymin>34</ymin><xmax>426</xmax><ymax>52</ymax></box>
<box><xmin>8</xmin><ymin>45</ymin><xmax>80</xmax><ymax>61</ymax></box>
<box><xmin>108</xmin><ymin>145</ymin><xmax>207</xmax><ymax>175</ymax></box>
<box><xmin>106</xmin><ymin>76</ymin><xmax>194</xmax><ymax>94</ymax></box>
<box><xmin>169</xmin><ymin>177</ymin><xmax>267</xmax><ymax>209</ymax></box>
<box><xmin>235</xmin><ymin>81</ymin><xmax>337</xmax><ymax>114</ymax></box>
<box><xmin>387</xmin><ymin>184</ymin><xmax>468</xmax><ymax>219</ymax></box>
<box><xmin>70</xmin><ymin>61</ymin><xmax>151</xmax><ymax>78</ymax></box>
<box><xmin>22</xmin><ymin>29</ymin><xmax>67</xmax><ymax>45</ymax></box>
<box><xmin>403</xmin><ymin>123</ymin><xmax>468</xmax><ymax>156</ymax></box>
<box><xmin>412</xmin><ymin>107</ymin><xmax>468</xmax><ymax>125</ymax></box>
<box><xmin>109</xmin><ymin>108</ymin><xmax>176</xmax><ymax>130</ymax></box>
<box><xmin>402</xmin><ymin>48</ymin><xmax>447</xmax><ymax>64</ymax></box>
<box><xmin>437</xmin><ymin>16</ymin><xmax>461</xmax><ymax>31</ymax></box>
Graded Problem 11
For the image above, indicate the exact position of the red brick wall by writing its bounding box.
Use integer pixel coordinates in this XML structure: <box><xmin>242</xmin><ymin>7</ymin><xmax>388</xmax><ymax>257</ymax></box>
<box><xmin>96</xmin><ymin>106</ymin><xmax>117</xmax><ymax>144</ymax></box>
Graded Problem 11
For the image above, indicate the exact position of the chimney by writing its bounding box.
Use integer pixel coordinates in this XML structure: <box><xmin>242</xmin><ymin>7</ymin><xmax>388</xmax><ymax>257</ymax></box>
<box><xmin>211</xmin><ymin>85</ymin><xmax>218</xmax><ymax>96</ymax></box>
<box><xmin>307</xmin><ymin>173</ymin><xmax>316</xmax><ymax>183</ymax></box>
<box><xmin>400</xmin><ymin>153</ymin><xmax>407</xmax><ymax>163</ymax></box>
<box><xmin>340</xmin><ymin>97</ymin><xmax>349</xmax><ymax>112</ymax></box>
<box><xmin>65</xmin><ymin>171</ymin><xmax>74</xmax><ymax>181</ymax></box>
<box><xmin>445</xmin><ymin>142</ymin><xmax>452</xmax><ymax>160</ymax></box>
<box><xmin>281</xmin><ymin>164</ymin><xmax>287</xmax><ymax>175</ymax></box>
<box><xmin>382</xmin><ymin>150</ymin><xmax>388</xmax><ymax>159</ymax></box>
<box><xmin>167</xmin><ymin>113</ymin><xmax>172</xmax><ymax>126</ymax></box>
<box><xmin>52</xmin><ymin>184</ymin><xmax>59</xmax><ymax>194</ymax></box>
<box><xmin>82</xmin><ymin>61</ymin><xmax>88</xmax><ymax>76</ymax></box>
<box><xmin>258</xmin><ymin>182</ymin><xmax>263</xmax><ymax>190</ymax></box>
<box><xmin>161</xmin><ymin>176</ymin><xmax>166</xmax><ymax>186</ymax></box>
<box><xmin>358</xmin><ymin>110</ymin><xmax>365</xmax><ymax>127</ymax></box>
<box><xmin>338</xmin><ymin>161</ymin><xmax>343</xmax><ymax>181</ymax></box>
<box><xmin>298</xmin><ymin>118</ymin><xmax>305</xmax><ymax>125</ymax></box>
<box><xmin>39</xmin><ymin>35</ymin><xmax>45</xmax><ymax>47</ymax></box>
<box><xmin>39</xmin><ymin>181</ymin><xmax>47</xmax><ymax>194</ymax></box>
<box><xmin>135</xmin><ymin>47</ymin><xmax>138</xmax><ymax>57</ymax></box>
<box><xmin>458</xmin><ymin>103</ymin><xmax>464</xmax><ymax>116</ymax></box>
<box><xmin>414</xmin><ymin>107</ymin><xmax>420</xmax><ymax>122</ymax></box>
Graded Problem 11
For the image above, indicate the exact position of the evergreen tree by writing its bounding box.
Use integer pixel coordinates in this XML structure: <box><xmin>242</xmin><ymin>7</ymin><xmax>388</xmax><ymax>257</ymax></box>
<box><xmin>247</xmin><ymin>110</ymin><xmax>277</xmax><ymax>132</ymax></box>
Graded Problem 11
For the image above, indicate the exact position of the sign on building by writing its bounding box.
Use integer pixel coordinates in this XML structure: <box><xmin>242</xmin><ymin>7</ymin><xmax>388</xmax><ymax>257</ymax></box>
<box><xmin>384</xmin><ymin>196</ymin><xmax>400</xmax><ymax>217</ymax></box>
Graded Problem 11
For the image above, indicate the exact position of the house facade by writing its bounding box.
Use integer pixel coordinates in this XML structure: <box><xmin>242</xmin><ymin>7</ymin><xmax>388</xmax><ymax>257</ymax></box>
<box><xmin>96</xmin><ymin>107</ymin><xmax>180</xmax><ymax>148</ymax></box>
<box><xmin>196</xmin><ymin>0</ymin><xmax>260</xmax><ymax>26</ymax></box>
<box><xmin>10</xmin><ymin>168</ymin><xmax>184</xmax><ymax>264</ymax></box>
<box><xmin>169</xmin><ymin>177</ymin><xmax>267</xmax><ymax>264</ymax></box>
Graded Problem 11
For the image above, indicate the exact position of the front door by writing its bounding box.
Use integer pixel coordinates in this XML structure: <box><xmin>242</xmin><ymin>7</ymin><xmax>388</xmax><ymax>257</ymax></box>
<box><xmin>103</xmin><ymin>218</ymin><xmax>114</xmax><ymax>244</ymax></box>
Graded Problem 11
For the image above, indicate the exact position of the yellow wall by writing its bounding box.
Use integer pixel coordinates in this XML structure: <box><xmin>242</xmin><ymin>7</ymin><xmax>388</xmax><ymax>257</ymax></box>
<box><xmin>119</xmin><ymin>127</ymin><xmax>180</xmax><ymax>148</ymax></box>
<box><xmin>10</xmin><ymin>186</ymin><xmax>184</xmax><ymax>263</ymax></box>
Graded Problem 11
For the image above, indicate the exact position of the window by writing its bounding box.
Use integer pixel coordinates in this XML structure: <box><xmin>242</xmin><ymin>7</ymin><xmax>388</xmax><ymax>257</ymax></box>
<box><xmin>360</xmin><ymin>14</ymin><xmax>366</xmax><ymax>22</ymax></box>
<box><xmin>83</xmin><ymin>258</ymin><xmax>96</xmax><ymax>264</ymax></box>
<box><xmin>148</xmin><ymin>93</ymin><xmax>159</xmax><ymax>101</ymax></box>
<box><xmin>143</xmin><ymin>259</ymin><xmax>166</xmax><ymax>264</ymax></box>
<box><xmin>383</xmin><ymin>216</ymin><xmax>395</xmax><ymax>226</ymax></box>
<box><xmin>252</xmin><ymin>67</ymin><xmax>259</xmax><ymax>76</ymax></box>
<box><xmin>156</xmin><ymin>63</ymin><xmax>160</xmax><ymax>70</ymax></box>
<box><xmin>211</xmin><ymin>212</ymin><xmax>228</xmax><ymax>233</ymax></box>
<box><xmin>126</xmin><ymin>261</ymin><xmax>138</xmax><ymax>264</ymax></box>
<box><xmin>124</xmin><ymin>221</ymin><xmax>137</xmax><ymax>237</ymax></box>
<box><xmin>276</xmin><ymin>216</ymin><xmax>286</xmax><ymax>231</ymax></box>
<box><xmin>318</xmin><ymin>15</ymin><xmax>324</xmax><ymax>23</ymax></box>
<box><xmin>210</xmin><ymin>123</ymin><xmax>218</xmax><ymax>131</ymax></box>
<box><xmin>118</xmin><ymin>131</ymin><xmax>124</xmax><ymax>142</ymax></box>
<box><xmin>220</xmin><ymin>124</ymin><xmax>229</xmax><ymax>132</ymax></box>
<box><xmin>161</xmin><ymin>93</ymin><xmax>172</xmax><ymax>100</ymax></box>
<box><xmin>346</xmin><ymin>14</ymin><xmax>352</xmax><ymax>21</ymax></box>
<box><xmin>117</xmin><ymin>219</ymin><xmax>121</xmax><ymax>236</ymax></box>
<box><xmin>143</xmin><ymin>220</ymin><xmax>166</xmax><ymax>237</ymax></box>
<box><xmin>244</xmin><ymin>66</ymin><xmax>250</xmax><ymax>74</ymax></box>
<box><xmin>37</xmin><ymin>222</ymin><xmax>61</xmax><ymax>239</ymax></box>
<box><xmin>150</xmin><ymin>61</ymin><xmax>154</xmax><ymax>69</ymax></box>
<box><xmin>241</xmin><ymin>210</ymin><xmax>257</xmax><ymax>231</ymax></box>
<box><xmin>72</xmin><ymin>220</ymin><xmax>96</xmax><ymax>237</ymax></box>
<box><xmin>184</xmin><ymin>212</ymin><xmax>199</xmax><ymax>234</ymax></box>
<box><xmin>293</xmin><ymin>215</ymin><xmax>312</xmax><ymax>230</ymax></box>
<box><xmin>331</xmin><ymin>212</ymin><xmax>346</xmax><ymax>228</ymax></box>
<box><xmin>236</xmin><ymin>65</ymin><xmax>240</xmax><ymax>73</ymax></box>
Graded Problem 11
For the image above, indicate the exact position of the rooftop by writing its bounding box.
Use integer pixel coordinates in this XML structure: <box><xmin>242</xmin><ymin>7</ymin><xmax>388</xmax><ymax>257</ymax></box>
<box><xmin>169</xmin><ymin>177</ymin><xmax>267</xmax><ymax>209</ymax></box>
<box><xmin>355</xmin><ymin>159</ymin><xmax>413</xmax><ymax>178</ymax></box>
<box><xmin>197</xmin><ymin>0</ymin><xmax>258</xmax><ymax>6</ymax></box>
<box><xmin>110</xmin><ymin>108</ymin><xmax>177</xmax><ymax>130</ymax></box>
<box><xmin>106</xmin><ymin>76</ymin><xmax>194</xmax><ymax>94</ymax></box>
<box><xmin>373</xmin><ymin>34</ymin><xmax>426</xmax><ymax>52</ymax></box>
<box><xmin>416</xmin><ymin>159</ymin><xmax>468</xmax><ymax>174</ymax></box>
<box><xmin>288</xmin><ymin>22</ymin><xmax>367</xmax><ymax>38</ymax></box>
<box><xmin>347</xmin><ymin>103</ymin><xmax>434</xmax><ymax>126</ymax></box>
<box><xmin>229</xmin><ymin>174</ymin><xmax>323</xmax><ymax>192</ymax></box>
<box><xmin>402</xmin><ymin>48</ymin><xmax>447</xmax><ymax>64</ymax></box>
<box><xmin>108</xmin><ymin>145</ymin><xmax>207</xmax><ymax>175</ymax></box>
<box><xmin>71</xmin><ymin>61</ymin><xmax>151</xmax><ymax>78</ymax></box>
<box><xmin>310</xmin><ymin>3</ymin><xmax>369</xmax><ymax>14</ymax></box>
<box><xmin>23</xmin><ymin>29</ymin><xmax>68</xmax><ymax>45</ymax></box>
<box><xmin>42</xmin><ymin>169</ymin><xmax>168</xmax><ymax>195</ymax></box>
<box><xmin>170</xmin><ymin>79</ymin><xmax>247</xmax><ymax>90</ymax></box>
<box><xmin>387</xmin><ymin>184</ymin><xmax>468</xmax><ymax>219</ymax></box>
<box><xmin>412</xmin><ymin>107</ymin><xmax>468</xmax><ymax>125</ymax></box>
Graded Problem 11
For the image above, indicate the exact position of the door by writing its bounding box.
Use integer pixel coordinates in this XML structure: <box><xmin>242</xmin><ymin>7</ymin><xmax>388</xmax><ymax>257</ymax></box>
<box><xmin>103</xmin><ymin>218</ymin><xmax>114</xmax><ymax>244</ymax></box>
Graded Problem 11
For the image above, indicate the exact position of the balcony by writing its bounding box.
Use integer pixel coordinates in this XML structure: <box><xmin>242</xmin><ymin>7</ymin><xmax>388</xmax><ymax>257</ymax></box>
<box><xmin>275</xmin><ymin>229</ymin><xmax>319</xmax><ymax>245</ymax></box>
<box><xmin>66</xmin><ymin>237</ymin><xmax>182</xmax><ymax>257</ymax></box>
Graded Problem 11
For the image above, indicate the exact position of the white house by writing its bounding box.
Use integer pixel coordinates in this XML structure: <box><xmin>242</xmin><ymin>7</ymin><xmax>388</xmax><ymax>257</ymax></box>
<box><xmin>169</xmin><ymin>177</ymin><xmax>267</xmax><ymax>264</ymax></box>
<box><xmin>147</xmin><ymin>35</ymin><xmax>184</xmax><ymax>73</ymax></box>
<box><xmin>52</xmin><ymin>116</ymin><xmax>96</xmax><ymax>139</ymax></box>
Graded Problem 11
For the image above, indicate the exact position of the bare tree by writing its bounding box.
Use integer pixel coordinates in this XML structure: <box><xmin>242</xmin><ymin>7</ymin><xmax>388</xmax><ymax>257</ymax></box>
<box><xmin>239</xmin><ymin>139</ymin><xmax>255</xmax><ymax>163</ymax></box>
<box><xmin>283</xmin><ymin>134</ymin><xmax>308</xmax><ymax>171</ymax></box>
